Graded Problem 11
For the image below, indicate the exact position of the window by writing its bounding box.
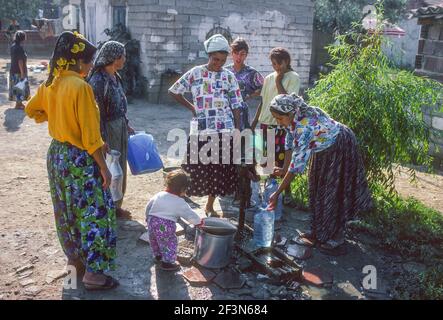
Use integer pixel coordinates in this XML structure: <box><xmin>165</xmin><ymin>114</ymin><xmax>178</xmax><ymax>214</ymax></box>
<box><xmin>113</xmin><ymin>6</ymin><xmax>126</xmax><ymax>28</ymax></box>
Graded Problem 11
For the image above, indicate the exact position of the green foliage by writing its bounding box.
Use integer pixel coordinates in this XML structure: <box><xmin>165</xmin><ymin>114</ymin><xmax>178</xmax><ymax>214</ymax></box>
<box><xmin>359</xmin><ymin>183</ymin><xmax>443</xmax><ymax>261</ymax></box>
<box><xmin>0</xmin><ymin>0</ymin><xmax>45</xmax><ymax>21</ymax></box>
<box><xmin>314</xmin><ymin>0</ymin><xmax>408</xmax><ymax>34</ymax></box>
<box><xmin>393</xmin><ymin>265</ymin><xmax>443</xmax><ymax>299</ymax></box>
<box><xmin>307</xmin><ymin>24</ymin><xmax>443</xmax><ymax>190</ymax></box>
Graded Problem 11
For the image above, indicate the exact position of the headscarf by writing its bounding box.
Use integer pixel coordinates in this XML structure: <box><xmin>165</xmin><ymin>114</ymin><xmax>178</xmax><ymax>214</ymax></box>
<box><xmin>45</xmin><ymin>31</ymin><xmax>96</xmax><ymax>87</ymax></box>
<box><xmin>89</xmin><ymin>41</ymin><xmax>125</xmax><ymax>77</ymax></box>
<box><xmin>204</xmin><ymin>34</ymin><xmax>229</xmax><ymax>54</ymax></box>
<box><xmin>269</xmin><ymin>93</ymin><xmax>322</xmax><ymax>118</ymax></box>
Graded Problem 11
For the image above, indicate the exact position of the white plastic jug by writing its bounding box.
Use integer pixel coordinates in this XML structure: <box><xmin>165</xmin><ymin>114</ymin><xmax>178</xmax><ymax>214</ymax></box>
<box><xmin>106</xmin><ymin>150</ymin><xmax>123</xmax><ymax>202</ymax></box>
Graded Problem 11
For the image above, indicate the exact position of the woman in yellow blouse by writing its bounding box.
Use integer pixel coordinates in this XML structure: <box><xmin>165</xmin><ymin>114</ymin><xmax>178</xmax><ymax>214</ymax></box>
<box><xmin>25</xmin><ymin>31</ymin><xmax>119</xmax><ymax>290</ymax></box>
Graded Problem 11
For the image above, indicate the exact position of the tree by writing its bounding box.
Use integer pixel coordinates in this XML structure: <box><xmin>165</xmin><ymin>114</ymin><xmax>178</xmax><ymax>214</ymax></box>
<box><xmin>0</xmin><ymin>0</ymin><xmax>46</xmax><ymax>23</ymax></box>
<box><xmin>307</xmin><ymin>10</ymin><xmax>443</xmax><ymax>191</ymax></box>
<box><xmin>314</xmin><ymin>0</ymin><xmax>408</xmax><ymax>34</ymax></box>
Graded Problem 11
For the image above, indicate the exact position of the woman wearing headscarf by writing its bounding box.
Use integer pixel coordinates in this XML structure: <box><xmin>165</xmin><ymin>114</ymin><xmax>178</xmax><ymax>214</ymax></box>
<box><xmin>268</xmin><ymin>93</ymin><xmax>373</xmax><ymax>254</ymax></box>
<box><xmin>88</xmin><ymin>41</ymin><xmax>135</xmax><ymax>219</ymax></box>
<box><xmin>9</xmin><ymin>30</ymin><xmax>30</xmax><ymax>109</ymax></box>
<box><xmin>25</xmin><ymin>31</ymin><xmax>119</xmax><ymax>290</ymax></box>
<box><xmin>169</xmin><ymin>34</ymin><xmax>243</xmax><ymax>216</ymax></box>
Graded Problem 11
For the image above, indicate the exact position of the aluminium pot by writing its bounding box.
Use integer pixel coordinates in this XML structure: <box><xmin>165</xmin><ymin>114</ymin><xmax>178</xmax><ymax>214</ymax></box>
<box><xmin>193</xmin><ymin>218</ymin><xmax>237</xmax><ymax>269</ymax></box>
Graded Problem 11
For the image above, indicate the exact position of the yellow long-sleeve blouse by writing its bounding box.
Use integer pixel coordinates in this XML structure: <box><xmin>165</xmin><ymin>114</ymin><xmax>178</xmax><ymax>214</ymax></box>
<box><xmin>25</xmin><ymin>70</ymin><xmax>104</xmax><ymax>155</ymax></box>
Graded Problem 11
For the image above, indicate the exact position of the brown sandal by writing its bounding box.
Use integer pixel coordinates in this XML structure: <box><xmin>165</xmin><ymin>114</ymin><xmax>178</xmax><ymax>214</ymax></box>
<box><xmin>84</xmin><ymin>275</ymin><xmax>120</xmax><ymax>291</ymax></box>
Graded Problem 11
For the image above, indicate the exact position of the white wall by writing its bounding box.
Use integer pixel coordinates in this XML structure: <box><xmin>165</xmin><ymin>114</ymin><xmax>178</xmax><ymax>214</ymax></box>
<box><xmin>383</xmin><ymin>18</ymin><xmax>421</xmax><ymax>69</ymax></box>
<box><xmin>84</xmin><ymin>0</ymin><xmax>112</xmax><ymax>44</ymax></box>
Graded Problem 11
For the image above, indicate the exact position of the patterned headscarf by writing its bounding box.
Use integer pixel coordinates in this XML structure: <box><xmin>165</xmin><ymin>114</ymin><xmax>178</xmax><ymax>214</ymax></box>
<box><xmin>45</xmin><ymin>31</ymin><xmax>96</xmax><ymax>87</ymax></box>
<box><xmin>89</xmin><ymin>41</ymin><xmax>125</xmax><ymax>77</ymax></box>
<box><xmin>269</xmin><ymin>93</ymin><xmax>310</xmax><ymax>116</ymax></box>
<box><xmin>204</xmin><ymin>34</ymin><xmax>229</xmax><ymax>54</ymax></box>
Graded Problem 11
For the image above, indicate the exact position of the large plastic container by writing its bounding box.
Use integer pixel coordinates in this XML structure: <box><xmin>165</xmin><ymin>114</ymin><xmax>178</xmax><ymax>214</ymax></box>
<box><xmin>127</xmin><ymin>132</ymin><xmax>163</xmax><ymax>175</ymax></box>
<box><xmin>263</xmin><ymin>178</ymin><xmax>283</xmax><ymax>221</ymax></box>
<box><xmin>253</xmin><ymin>208</ymin><xmax>274</xmax><ymax>248</ymax></box>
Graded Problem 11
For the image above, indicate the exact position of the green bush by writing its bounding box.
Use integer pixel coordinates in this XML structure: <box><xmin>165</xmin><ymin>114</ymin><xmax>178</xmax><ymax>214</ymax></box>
<box><xmin>307</xmin><ymin>19</ymin><xmax>443</xmax><ymax>191</ymax></box>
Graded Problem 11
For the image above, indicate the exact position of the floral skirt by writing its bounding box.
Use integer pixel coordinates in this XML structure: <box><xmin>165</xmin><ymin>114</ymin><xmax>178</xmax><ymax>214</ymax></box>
<box><xmin>182</xmin><ymin>133</ymin><xmax>238</xmax><ymax>197</ymax></box>
<box><xmin>8</xmin><ymin>73</ymin><xmax>30</xmax><ymax>102</ymax></box>
<box><xmin>308</xmin><ymin>125</ymin><xmax>373</xmax><ymax>243</ymax></box>
<box><xmin>47</xmin><ymin>140</ymin><xmax>117</xmax><ymax>273</ymax></box>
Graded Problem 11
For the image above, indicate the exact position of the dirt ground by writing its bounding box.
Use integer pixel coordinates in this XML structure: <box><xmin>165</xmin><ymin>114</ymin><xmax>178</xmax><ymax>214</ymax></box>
<box><xmin>0</xmin><ymin>57</ymin><xmax>442</xmax><ymax>300</ymax></box>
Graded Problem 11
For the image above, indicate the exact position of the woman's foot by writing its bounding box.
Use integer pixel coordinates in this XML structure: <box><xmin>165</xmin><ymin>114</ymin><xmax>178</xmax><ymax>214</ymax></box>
<box><xmin>160</xmin><ymin>261</ymin><xmax>180</xmax><ymax>271</ymax></box>
<box><xmin>116</xmin><ymin>208</ymin><xmax>132</xmax><ymax>220</ymax></box>
<box><xmin>291</xmin><ymin>230</ymin><xmax>316</xmax><ymax>247</ymax></box>
<box><xmin>319</xmin><ymin>239</ymin><xmax>347</xmax><ymax>256</ymax></box>
<box><xmin>67</xmin><ymin>258</ymin><xmax>85</xmax><ymax>277</ymax></box>
<box><xmin>83</xmin><ymin>272</ymin><xmax>120</xmax><ymax>291</ymax></box>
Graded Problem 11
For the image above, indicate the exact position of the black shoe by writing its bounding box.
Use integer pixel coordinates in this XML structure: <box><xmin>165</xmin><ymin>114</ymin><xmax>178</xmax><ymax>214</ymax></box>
<box><xmin>160</xmin><ymin>261</ymin><xmax>181</xmax><ymax>271</ymax></box>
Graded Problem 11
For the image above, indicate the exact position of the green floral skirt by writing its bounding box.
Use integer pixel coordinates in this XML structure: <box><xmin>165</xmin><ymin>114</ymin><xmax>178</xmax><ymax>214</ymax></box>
<box><xmin>47</xmin><ymin>140</ymin><xmax>117</xmax><ymax>273</ymax></box>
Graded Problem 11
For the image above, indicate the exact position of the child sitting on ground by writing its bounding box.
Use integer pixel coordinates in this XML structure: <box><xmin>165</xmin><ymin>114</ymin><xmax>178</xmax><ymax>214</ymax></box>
<box><xmin>145</xmin><ymin>170</ymin><xmax>203</xmax><ymax>271</ymax></box>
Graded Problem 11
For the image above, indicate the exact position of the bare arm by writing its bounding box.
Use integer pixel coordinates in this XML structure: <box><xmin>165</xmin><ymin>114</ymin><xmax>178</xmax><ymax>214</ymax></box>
<box><xmin>169</xmin><ymin>92</ymin><xmax>197</xmax><ymax>117</ymax></box>
<box><xmin>18</xmin><ymin>60</ymin><xmax>26</xmax><ymax>79</ymax></box>
<box><xmin>91</xmin><ymin>146</ymin><xmax>111</xmax><ymax>189</ymax></box>
<box><xmin>276</xmin><ymin>73</ymin><xmax>287</xmax><ymax>95</ymax></box>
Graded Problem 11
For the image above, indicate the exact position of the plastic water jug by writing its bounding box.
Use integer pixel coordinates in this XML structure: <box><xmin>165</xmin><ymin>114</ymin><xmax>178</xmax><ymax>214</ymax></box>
<box><xmin>263</xmin><ymin>178</ymin><xmax>283</xmax><ymax>221</ymax></box>
<box><xmin>106</xmin><ymin>150</ymin><xmax>123</xmax><ymax>202</ymax></box>
<box><xmin>127</xmin><ymin>132</ymin><xmax>163</xmax><ymax>175</ymax></box>
<box><xmin>253</xmin><ymin>207</ymin><xmax>274</xmax><ymax>248</ymax></box>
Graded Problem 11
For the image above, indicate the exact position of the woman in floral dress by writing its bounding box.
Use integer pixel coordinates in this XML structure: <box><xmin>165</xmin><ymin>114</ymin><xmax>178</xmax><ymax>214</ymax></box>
<box><xmin>169</xmin><ymin>34</ymin><xmax>243</xmax><ymax>216</ymax></box>
<box><xmin>25</xmin><ymin>31</ymin><xmax>119</xmax><ymax>290</ymax></box>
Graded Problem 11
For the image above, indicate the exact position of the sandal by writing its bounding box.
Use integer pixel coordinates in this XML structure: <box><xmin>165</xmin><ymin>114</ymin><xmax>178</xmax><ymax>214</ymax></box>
<box><xmin>291</xmin><ymin>230</ymin><xmax>316</xmax><ymax>247</ymax></box>
<box><xmin>84</xmin><ymin>275</ymin><xmax>120</xmax><ymax>291</ymax></box>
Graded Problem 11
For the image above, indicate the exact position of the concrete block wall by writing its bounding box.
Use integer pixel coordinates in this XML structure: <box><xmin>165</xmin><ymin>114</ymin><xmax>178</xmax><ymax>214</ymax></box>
<box><xmin>127</xmin><ymin>0</ymin><xmax>314</xmax><ymax>103</ymax></box>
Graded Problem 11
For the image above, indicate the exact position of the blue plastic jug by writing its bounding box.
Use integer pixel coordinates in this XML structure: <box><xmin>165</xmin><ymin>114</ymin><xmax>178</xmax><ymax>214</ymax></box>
<box><xmin>263</xmin><ymin>178</ymin><xmax>283</xmax><ymax>221</ymax></box>
<box><xmin>253</xmin><ymin>207</ymin><xmax>274</xmax><ymax>248</ymax></box>
<box><xmin>127</xmin><ymin>132</ymin><xmax>163</xmax><ymax>175</ymax></box>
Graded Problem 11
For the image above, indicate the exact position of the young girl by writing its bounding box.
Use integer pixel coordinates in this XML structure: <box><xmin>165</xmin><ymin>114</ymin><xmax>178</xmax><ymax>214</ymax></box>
<box><xmin>146</xmin><ymin>170</ymin><xmax>203</xmax><ymax>271</ymax></box>
<box><xmin>251</xmin><ymin>47</ymin><xmax>300</xmax><ymax>206</ymax></box>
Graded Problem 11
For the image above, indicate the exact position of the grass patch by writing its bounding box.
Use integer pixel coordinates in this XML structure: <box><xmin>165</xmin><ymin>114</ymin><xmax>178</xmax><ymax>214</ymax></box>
<box><xmin>290</xmin><ymin>177</ymin><xmax>443</xmax><ymax>299</ymax></box>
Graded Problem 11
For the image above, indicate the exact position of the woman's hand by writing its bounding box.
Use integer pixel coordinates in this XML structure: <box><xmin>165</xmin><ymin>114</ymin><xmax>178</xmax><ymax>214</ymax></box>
<box><xmin>276</xmin><ymin>72</ymin><xmax>284</xmax><ymax>85</ymax></box>
<box><xmin>273</xmin><ymin>167</ymin><xmax>286</xmax><ymax>177</ymax></box>
<box><xmin>102</xmin><ymin>143</ymin><xmax>110</xmax><ymax>154</ymax></box>
<box><xmin>127</xmin><ymin>125</ymin><xmax>135</xmax><ymax>135</ymax></box>
<box><xmin>100</xmin><ymin>166</ymin><xmax>112</xmax><ymax>189</ymax></box>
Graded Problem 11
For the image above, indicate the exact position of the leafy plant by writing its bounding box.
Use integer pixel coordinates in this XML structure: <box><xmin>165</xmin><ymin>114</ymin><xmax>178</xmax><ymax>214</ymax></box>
<box><xmin>314</xmin><ymin>0</ymin><xmax>408</xmax><ymax>34</ymax></box>
<box><xmin>308</xmin><ymin>8</ymin><xmax>443</xmax><ymax>191</ymax></box>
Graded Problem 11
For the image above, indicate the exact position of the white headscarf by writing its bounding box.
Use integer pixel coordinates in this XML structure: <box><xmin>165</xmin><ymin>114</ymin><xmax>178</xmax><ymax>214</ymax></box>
<box><xmin>204</xmin><ymin>34</ymin><xmax>229</xmax><ymax>54</ymax></box>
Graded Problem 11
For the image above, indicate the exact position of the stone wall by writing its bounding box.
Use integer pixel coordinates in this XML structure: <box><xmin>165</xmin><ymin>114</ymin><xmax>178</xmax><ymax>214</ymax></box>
<box><xmin>416</xmin><ymin>20</ymin><xmax>443</xmax><ymax>167</ymax></box>
<box><xmin>126</xmin><ymin>0</ymin><xmax>314</xmax><ymax>103</ymax></box>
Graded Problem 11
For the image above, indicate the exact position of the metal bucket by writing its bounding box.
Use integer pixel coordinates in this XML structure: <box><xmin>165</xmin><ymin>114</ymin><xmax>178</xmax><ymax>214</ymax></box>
<box><xmin>193</xmin><ymin>218</ymin><xmax>237</xmax><ymax>269</ymax></box>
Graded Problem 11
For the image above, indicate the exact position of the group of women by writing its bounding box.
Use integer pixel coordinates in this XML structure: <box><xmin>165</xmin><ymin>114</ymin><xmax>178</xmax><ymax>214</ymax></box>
<box><xmin>20</xmin><ymin>30</ymin><xmax>372</xmax><ymax>291</ymax></box>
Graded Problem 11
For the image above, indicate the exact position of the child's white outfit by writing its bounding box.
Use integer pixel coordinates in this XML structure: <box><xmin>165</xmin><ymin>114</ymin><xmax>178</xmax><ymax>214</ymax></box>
<box><xmin>145</xmin><ymin>191</ymin><xmax>202</xmax><ymax>263</ymax></box>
